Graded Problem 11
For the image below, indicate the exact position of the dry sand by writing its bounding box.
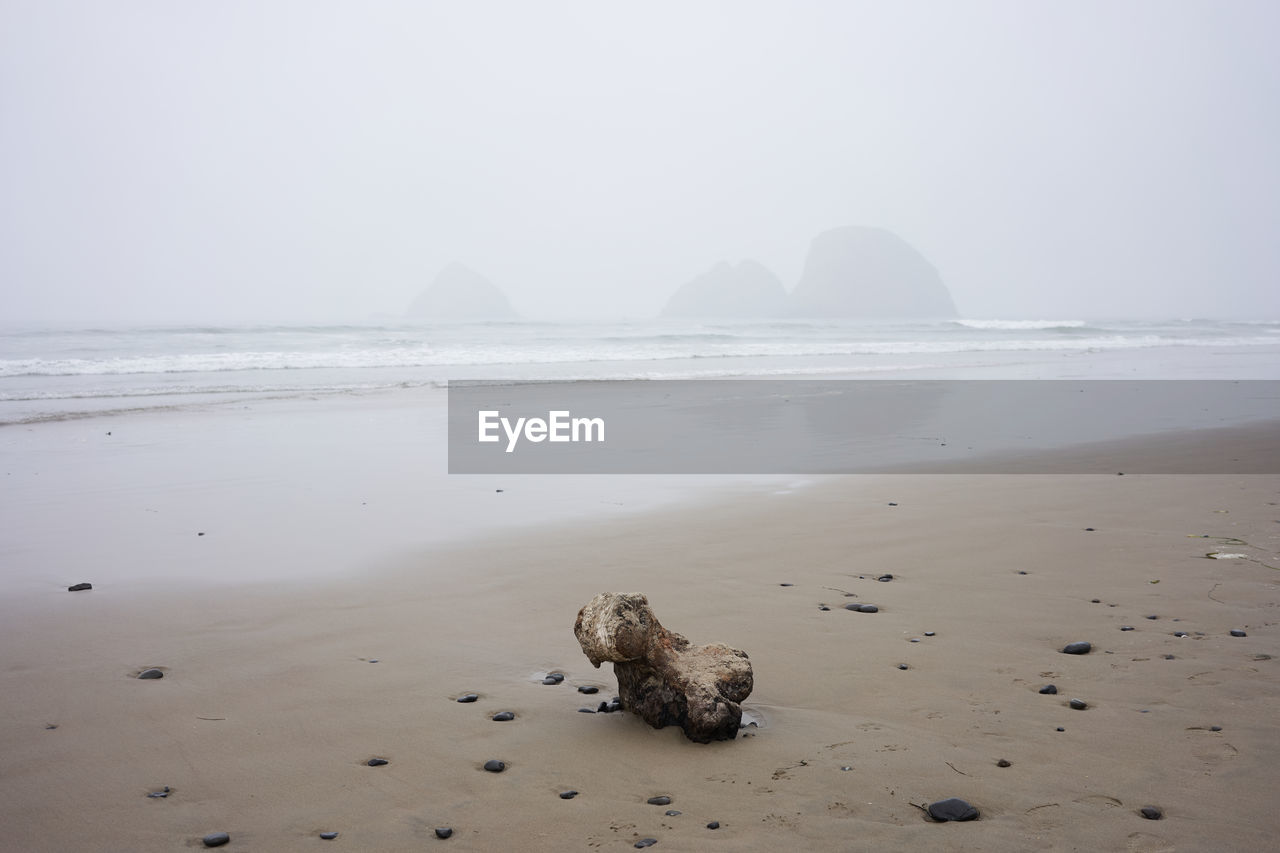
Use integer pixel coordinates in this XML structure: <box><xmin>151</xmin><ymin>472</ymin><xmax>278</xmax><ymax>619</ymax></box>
<box><xmin>2</xmin><ymin>439</ymin><xmax>1279</xmax><ymax>850</ymax></box>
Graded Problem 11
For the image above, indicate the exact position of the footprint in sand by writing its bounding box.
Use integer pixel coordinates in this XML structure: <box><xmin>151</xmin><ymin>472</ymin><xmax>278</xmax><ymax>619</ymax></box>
<box><xmin>1073</xmin><ymin>794</ymin><xmax>1124</xmax><ymax>810</ymax></box>
<box><xmin>1126</xmin><ymin>830</ymin><xmax>1175</xmax><ymax>853</ymax></box>
<box><xmin>1192</xmin><ymin>739</ymin><xmax>1239</xmax><ymax>770</ymax></box>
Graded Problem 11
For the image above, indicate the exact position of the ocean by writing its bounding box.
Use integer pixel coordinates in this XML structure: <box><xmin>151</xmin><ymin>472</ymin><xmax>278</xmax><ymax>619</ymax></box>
<box><xmin>2</xmin><ymin>317</ymin><xmax>1278</xmax><ymax>425</ymax></box>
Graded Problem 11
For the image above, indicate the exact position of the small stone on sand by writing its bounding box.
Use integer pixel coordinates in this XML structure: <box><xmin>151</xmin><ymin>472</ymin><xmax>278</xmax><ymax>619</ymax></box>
<box><xmin>1210</xmin><ymin>725</ymin><xmax>1223</xmax><ymax>732</ymax></box>
<box><xmin>858</xmin><ymin>604</ymin><xmax>879</xmax><ymax>613</ymax></box>
<box><xmin>367</xmin><ymin>758</ymin><xmax>388</xmax><ymax>766</ymax></box>
<box><xmin>1069</xmin><ymin>698</ymin><xmax>1088</xmax><ymax>710</ymax></box>
<box><xmin>435</xmin><ymin>827</ymin><xmax>453</xmax><ymax>838</ymax></box>
<box><xmin>1039</xmin><ymin>685</ymin><xmax>1058</xmax><ymax>694</ymax></box>
<box><xmin>492</xmin><ymin>711</ymin><xmax>514</xmax><ymax>722</ymax></box>
<box><xmin>137</xmin><ymin>669</ymin><xmax>164</xmax><ymax>679</ymax></box>
<box><xmin>202</xmin><ymin>833</ymin><xmax>230</xmax><ymax>848</ymax></box>
<box><xmin>647</xmin><ymin>796</ymin><xmax>671</xmax><ymax>806</ymax></box>
<box><xmin>877</xmin><ymin>574</ymin><xmax>893</xmax><ymax>582</ymax></box>
<box><xmin>1230</xmin><ymin>629</ymin><xmax>1247</xmax><ymax>637</ymax></box>
<box><xmin>927</xmin><ymin>798</ymin><xmax>979</xmax><ymax>821</ymax></box>
<box><xmin>664</xmin><ymin>810</ymin><xmax>681</xmax><ymax>816</ymax></box>
<box><xmin>924</xmin><ymin>631</ymin><xmax>935</xmax><ymax>637</ymax></box>
<box><xmin>560</xmin><ymin>790</ymin><xmax>578</xmax><ymax>799</ymax></box>
<box><xmin>1139</xmin><ymin>806</ymin><xmax>1163</xmax><ymax>820</ymax></box>
<box><xmin>483</xmin><ymin>759</ymin><xmax>505</xmax><ymax>773</ymax></box>
<box><xmin>320</xmin><ymin>831</ymin><xmax>338</xmax><ymax>840</ymax></box>
<box><xmin>67</xmin><ymin>583</ymin><xmax>92</xmax><ymax>592</ymax></box>
<box><xmin>634</xmin><ymin>839</ymin><xmax>657</xmax><ymax>848</ymax></box>
<box><xmin>1061</xmin><ymin>642</ymin><xmax>1092</xmax><ymax>655</ymax></box>
<box><xmin>456</xmin><ymin>694</ymin><xmax>478</xmax><ymax>703</ymax></box>
<box><xmin>897</xmin><ymin>664</ymin><xmax>908</xmax><ymax>670</ymax></box>
<box><xmin>1121</xmin><ymin>626</ymin><xmax>1134</xmax><ymax>631</ymax></box>
<box><xmin>996</xmin><ymin>759</ymin><xmax>1011</xmax><ymax>768</ymax></box>
<box><xmin>578</xmin><ymin>685</ymin><xmax>599</xmax><ymax>694</ymax></box>
<box><xmin>707</xmin><ymin>821</ymin><xmax>720</xmax><ymax>829</ymax></box>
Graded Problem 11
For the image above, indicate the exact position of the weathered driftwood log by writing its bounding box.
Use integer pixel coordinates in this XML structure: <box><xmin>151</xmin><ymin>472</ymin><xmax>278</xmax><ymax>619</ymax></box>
<box><xmin>573</xmin><ymin>592</ymin><xmax>753</xmax><ymax>743</ymax></box>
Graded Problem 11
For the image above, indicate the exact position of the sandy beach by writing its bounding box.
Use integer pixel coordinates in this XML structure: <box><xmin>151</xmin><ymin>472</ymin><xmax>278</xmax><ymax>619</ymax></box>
<box><xmin>1</xmin><ymin>399</ymin><xmax>1278</xmax><ymax>852</ymax></box>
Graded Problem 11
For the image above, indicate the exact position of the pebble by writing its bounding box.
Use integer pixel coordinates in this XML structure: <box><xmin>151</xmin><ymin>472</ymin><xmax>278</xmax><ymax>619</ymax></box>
<box><xmin>634</xmin><ymin>840</ymin><xmax>657</xmax><ymax>849</ymax></box>
<box><xmin>877</xmin><ymin>574</ymin><xmax>893</xmax><ymax>582</ymax></box>
<box><xmin>45</xmin><ymin>724</ymin><xmax>57</xmax><ymax>730</ymax></box>
<box><xmin>818</xmin><ymin>605</ymin><xmax>830</xmax><ymax>611</ymax></box>
<box><xmin>492</xmin><ymin>711</ymin><xmax>515</xmax><ymax>722</ymax></box>
<box><xmin>779</xmin><ymin>583</ymin><xmax>793</xmax><ymax>587</ymax></box>
<box><xmin>1145</xmin><ymin>615</ymin><xmax>1158</xmax><ymax>620</ymax></box>
<box><xmin>1017</xmin><ymin>570</ymin><xmax>1029</xmax><ymax>575</ymax></box>
<box><xmin>1061</xmin><ymin>642</ymin><xmax>1092</xmax><ymax>655</ymax></box>
<box><xmin>578</xmin><ymin>685</ymin><xmax>599</xmax><ymax>694</ymax></box>
<box><xmin>1084</xmin><ymin>527</ymin><xmax>1095</xmax><ymax>531</ymax></box>
<box><xmin>457</xmin><ymin>694</ymin><xmax>479</xmax><ymax>703</ymax></box>
<box><xmin>841</xmin><ymin>766</ymin><xmax>852</xmax><ymax>771</ymax></box>
<box><xmin>927</xmin><ymin>797</ymin><xmax>980</xmax><ymax>822</ymax></box>
<box><xmin>647</xmin><ymin>796</ymin><xmax>672</xmax><ymax>806</ymax></box>
<box><xmin>924</xmin><ymin>631</ymin><xmax>935</xmax><ymax>637</ymax></box>
<box><xmin>202</xmin><ymin>833</ymin><xmax>231</xmax><ymax>848</ymax></box>
<box><xmin>578</xmin><ymin>707</ymin><xmax>596</xmax><ymax>713</ymax></box>
<box><xmin>483</xmin><ymin>759</ymin><xmax>505</xmax><ymax>773</ymax></box>
<box><xmin>1069</xmin><ymin>698</ymin><xmax>1088</xmax><ymax>710</ymax></box>
<box><xmin>1056</xmin><ymin>727</ymin><xmax>1065</xmax><ymax>732</ymax></box>
<box><xmin>1139</xmin><ymin>806</ymin><xmax>1163</xmax><ymax>820</ymax></box>
<box><xmin>1039</xmin><ymin>685</ymin><xmax>1058</xmax><ymax>695</ymax></box>
<box><xmin>664</xmin><ymin>810</ymin><xmax>681</xmax><ymax>816</ymax></box>
<box><xmin>707</xmin><ymin>821</ymin><xmax>721</xmax><ymax>829</ymax></box>
<box><xmin>320</xmin><ymin>831</ymin><xmax>339</xmax><ymax>840</ymax></box>
<box><xmin>542</xmin><ymin>677</ymin><xmax>561</xmax><ymax>685</ymax></box>
<box><xmin>138</xmin><ymin>669</ymin><xmax>164</xmax><ymax>679</ymax></box>
<box><xmin>367</xmin><ymin>758</ymin><xmax>389</xmax><ymax>766</ymax></box>
<box><xmin>67</xmin><ymin>583</ymin><xmax>92</xmax><ymax>592</ymax></box>
<box><xmin>559</xmin><ymin>790</ymin><xmax>578</xmax><ymax>799</ymax></box>
<box><xmin>146</xmin><ymin>786</ymin><xmax>171</xmax><ymax>798</ymax></box>
<box><xmin>996</xmin><ymin>759</ymin><xmax>1011</xmax><ymax>768</ymax></box>
<box><xmin>1091</xmin><ymin>598</ymin><xmax>1101</xmax><ymax>603</ymax></box>
<box><xmin>1210</xmin><ymin>725</ymin><xmax>1223</xmax><ymax>732</ymax></box>
<box><xmin>1120</xmin><ymin>626</ymin><xmax>1134</xmax><ymax>631</ymax></box>
<box><xmin>1230</xmin><ymin>629</ymin><xmax>1247</xmax><ymax>637</ymax></box>
<box><xmin>858</xmin><ymin>604</ymin><xmax>879</xmax><ymax>613</ymax></box>
<box><xmin>1164</xmin><ymin>655</ymin><xmax>1176</xmax><ymax>660</ymax></box>
<box><xmin>888</xmin><ymin>502</ymin><xmax>898</xmax><ymax>506</ymax></box>
<box><xmin>1173</xmin><ymin>631</ymin><xmax>1189</xmax><ymax>637</ymax></box>
<box><xmin>435</xmin><ymin>827</ymin><xmax>453</xmax><ymax>838</ymax></box>
<box><xmin>897</xmin><ymin>664</ymin><xmax>909</xmax><ymax>670</ymax></box>
<box><xmin>909</xmin><ymin>639</ymin><xmax>920</xmax><ymax>643</ymax></box>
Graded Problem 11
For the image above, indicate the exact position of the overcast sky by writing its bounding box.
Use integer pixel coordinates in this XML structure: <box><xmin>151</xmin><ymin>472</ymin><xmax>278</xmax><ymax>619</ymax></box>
<box><xmin>3</xmin><ymin>1</ymin><xmax>1278</xmax><ymax>325</ymax></box>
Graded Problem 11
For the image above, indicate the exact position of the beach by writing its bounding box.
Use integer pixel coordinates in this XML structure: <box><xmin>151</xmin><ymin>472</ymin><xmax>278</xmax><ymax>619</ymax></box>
<box><xmin>1</xmin><ymin>387</ymin><xmax>1278</xmax><ymax>851</ymax></box>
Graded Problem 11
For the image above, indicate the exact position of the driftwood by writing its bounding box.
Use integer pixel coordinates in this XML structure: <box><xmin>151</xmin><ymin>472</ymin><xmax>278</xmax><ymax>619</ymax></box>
<box><xmin>573</xmin><ymin>592</ymin><xmax>753</xmax><ymax>743</ymax></box>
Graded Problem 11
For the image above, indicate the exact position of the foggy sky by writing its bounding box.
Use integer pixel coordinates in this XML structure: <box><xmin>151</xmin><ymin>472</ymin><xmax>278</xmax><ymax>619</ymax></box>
<box><xmin>3</xmin><ymin>1</ymin><xmax>1278</xmax><ymax>325</ymax></box>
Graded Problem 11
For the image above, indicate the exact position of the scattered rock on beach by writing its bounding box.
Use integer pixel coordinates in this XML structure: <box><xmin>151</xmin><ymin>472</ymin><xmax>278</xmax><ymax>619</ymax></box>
<box><xmin>1121</xmin><ymin>626</ymin><xmax>1134</xmax><ymax>631</ymax></box>
<box><xmin>492</xmin><ymin>711</ymin><xmax>515</xmax><ymax>722</ymax></box>
<box><xmin>456</xmin><ymin>694</ymin><xmax>479</xmax><ymax>703</ymax></box>
<box><xmin>1230</xmin><ymin>629</ymin><xmax>1248</xmax><ymax>637</ymax></box>
<box><xmin>818</xmin><ymin>605</ymin><xmax>830</xmax><ymax>611</ymax></box>
<box><xmin>844</xmin><ymin>603</ymin><xmax>878</xmax><ymax>613</ymax></box>
<box><xmin>483</xmin><ymin>759</ymin><xmax>505</xmax><ymax>773</ymax></box>
<box><xmin>877</xmin><ymin>574</ymin><xmax>893</xmax><ymax>582</ymax></box>
<box><xmin>67</xmin><ymin>582</ymin><xmax>92</xmax><ymax>592</ymax></box>
<box><xmin>435</xmin><ymin>827</ymin><xmax>453</xmax><ymax>838</ymax></box>
<box><xmin>202</xmin><ymin>832</ymin><xmax>231</xmax><ymax>848</ymax></box>
<box><xmin>319</xmin><ymin>831</ymin><xmax>339</xmax><ymax>839</ymax></box>
<box><xmin>707</xmin><ymin>821</ymin><xmax>721</xmax><ymax>829</ymax></box>
<box><xmin>647</xmin><ymin>795</ymin><xmax>672</xmax><ymax>806</ymax></box>
<box><xmin>996</xmin><ymin>759</ymin><xmax>1011</xmax><ymax>768</ymax></box>
<box><xmin>1061</xmin><ymin>642</ymin><xmax>1092</xmax><ymax>655</ymax></box>
<box><xmin>1069</xmin><ymin>698</ymin><xmax>1088</xmax><ymax>710</ymax></box>
<box><xmin>897</xmin><ymin>664</ymin><xmax>909</xmax><ymax>670</ymax></box>
<box><xmin>1039</xmin><ymin>684</ymin><xmax>1058</xmax><ymax>694</ymax></box>
<box><xmin>146</xmin><ymin>786</ymin><xmax>171</xmax><ymax>798</ymax></box>
<box><xmin>634</xmin><ymin>839</ymin><xmax>657</xmax><ymax>848</ymax></box>
<box><xmin>367</xmin><ymin>758</ymin><xmax>389</xmax><ymax>767</ymax></box>
<box><xmin>664</xmin><ymin>810</ymin><xmax>681</xmax><ymax>816</ymax></box>
<box><xmin>137</xmin><ymin>668</ymin><xmax>164</xmax><ymax>679</ymax></box>
<box><xmin>559</xmin><ymin>790</ymin><xmax>578</xmax><ymax>799</ymax></box>
<box><xmin>927</xmin><ymin>798</ymin><xmax>980</xmax><ymax>822</ymax></box>
<box><xmin>1139</xmin><ymin>806</ymin><xmax>1163</xmax><ymax>820</ymax></box>
<box><xmin>579</xmin><ymin>707</ymin><xmax>596</xmax><ymax>713</ymax></box>
<box><xmin>577</xmin><ymin>685</ymin><xmax>599</xmax><ymax>694</ymax></box>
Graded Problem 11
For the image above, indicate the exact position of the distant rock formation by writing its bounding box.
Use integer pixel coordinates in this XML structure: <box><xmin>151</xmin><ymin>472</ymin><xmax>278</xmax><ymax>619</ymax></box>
<box><xmin>789</xmin><ymin>227</ymin><xmax>957</xmax><ymax>319</ymax></box>
<box><xmin>406</xmin><ymin>263</ymin><xmax>517</xmax><ymax>321</ymax></box>
<box><xmin>661</xmin><ymin>260</ymin><xmax>787</xmax><ymax>319</ymax></box>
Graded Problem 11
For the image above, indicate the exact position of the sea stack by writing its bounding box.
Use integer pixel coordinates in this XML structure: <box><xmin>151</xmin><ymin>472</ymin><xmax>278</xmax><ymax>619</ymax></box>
<box><xmin>661</xmin><ymin>260</ymin><xmax>788</xmax><ymax>319</ymax></box>
<box><xmin>788</xmin><ymin>226</ymin><xmax>957</xmax><ymax>319</ymax></box>
<box><xmin>406</xmin><ymin>263</ymin><xmax>517</xmax><ymax>321</ymax></box>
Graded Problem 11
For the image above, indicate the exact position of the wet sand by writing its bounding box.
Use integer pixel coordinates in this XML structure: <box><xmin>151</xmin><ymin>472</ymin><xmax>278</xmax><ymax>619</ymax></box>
<box><xmin>1</xmin><ymin>416</ymin><xmax>1278</xmax><ymax>850</ymax></box>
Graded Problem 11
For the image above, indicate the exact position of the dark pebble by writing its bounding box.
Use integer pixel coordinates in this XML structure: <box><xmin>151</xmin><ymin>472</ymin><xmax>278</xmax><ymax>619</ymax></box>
<box><xmin>877</xmin><ymin>574</ymin><xmax>893</xmax><ymax>582</ymax></box>
<box><xmin>1139</xmin><ymin>806</ymin><xmax>1163</xmax><ymax>820</ymax></box>
<box><xmin>996</xmin><ymin>759</ymin><xmax>1011</xmax><ymax>768</ymax></box>
<box><xmin>888</xmin><ymin>502</ymin><xmax>898</xmax><ymax>506</ymax></box>
<box><xmin>202</xmin><ymin>833</ymin><xmax>230</xmax><ymax>848</ymax></box>
<box><xmin>1056</xmin><ymin>727</ymin><xmax>1065</xmax><ymax>732</ymax></box>
<box><xmin>924</xmin><ymin>631</ymin><xmax>935</xmax><ymax>637</ymax></box>
<box><xmin>1091</xmin><ymin>598</ymin><xmax>1101</xmax><ymax>603</ymax></box>
<box><xmin>547</xmin><ymin>672</ymin><xmax>565</xmax><ymax>682</ymax></box>
<box><xmin>1039</xmin><ymin>685</ymin><xmax>1058</xmax><ymax>695</ymax></box>
<box><xmin>779</xmin><ymin>583</ymin><xmax>793</xmax><ymax>587</ymax></box>
<box><xmin>664</xmin><ymin>810</ymin><xmax>681</xmax><ymax>816</ymax></box>
<box><xmin>483</xmin><ymin>759</ymin><xmax>505</xmax><ymax>773</ymax></box>
<box><xmin>818</xmin><ymin>605</ymin><xmax>830</xmax><ymax>611</ymax></box>
<box><xmin>897</xmin><ymin>664</ymin><xmax>909</xmax><ymax>670</ymax></box>
<box><xmin>492</xmin><ymin>711</ymin><xmax>515</xmax><ymax>722</ymax></box>
<box><xmin>909</xmin><ymin>638</ymin><xmax>920</xmax><ymax>643</ymax></box>
<box><xmin>1230</xmin><ymin>629</ymin><xmax>1247</xmax><ymax>637</ymax></box>
<box><xmin>841</xmin><ymin>765</ymin><xmax>852</xmax><ymax>771</ymax></box>
<box><xmin>368</xmin><ymin>659</ymin><xmax>378</xmax><ymax>663</ymax></box>
<box><xmin>146</xmin><ymin>786</ymin><xmax>171</xmax><ymax>798</ymax></box>
<box><xmin>559</xmin><ymin>790</ymin><xmax>578</xmax><ymax>799</ymax></box>
<box><xmin>1017</xmin><ymin>570</ymin><xmax>1029</xmax><ymax>575</ymax></box>
<box><xmin>367</xmin><ymin>758</ymin><xmax>389</xmax><ymax>766</ymax></box>
<box><xmin>578</xmin><ymin>685</ymin><xmax>599</xmax><ymax>694</ymax></box>
<box><xmin>1210</xmin><ymin>725</ymin><xmax>1222</xmax><ymax>732</ymax></box>
<box><xmin>927</xmin><ymin>797</ymin><xmax>980</xmax><ymax>822</ymax></box>
<box><xmin>435</xmin><ymin>827</ymin><xmax>453</xmax><ymax>838</ymax></box>
<box><xmin>647</xmin><ymin>796</ymin><xmax>671</xmax><ymax>806</ymax></box>
<box><xmin>1173</xmin><ymin>631</ymin><xmax>1189</xmax><ymax>637</ymax></box>
<box><xmin>1121</xmin><ymin>626</ymin><xmax>1134</xmax><ymax>631</ymax></box>
<box><xmin>457</xmin><ymin>694</ymin><xmax>479</xmax><ymax>703</ymax></box>
<box><xmin>597</xmin><ymin>701</ymin><xmax>610</xmax><ymax>713</ymax></box>
<box><xmin>1145</xmin><ymin>615</ymin><xmax>1159</xmax><ymax>620</ymax></box>
<box><xmin>707</xmin><ymin>821</ymin><xmax>720</xmax><ymax>829</ymax></box>
<box><xmin>1164</xmin><ymin>655</ymin><xmax>1176</xmax><ymax>660</ymax></box>
<box><xmin>858</xmin><ymin>604</ymin><xmax>879</xmax><ymax>613</ymax></box>
<box><xmin>1084</xmin><ymin>527</ymin><xmax>1095</xmax><ymax>531</ymax></box>
<box><xmin>67</xmin><ymin>582</ymin><xmax>92</xmax><ymax>592</ymax></box>
<box><xmin>579</xmin><ymin>707</ymin><xmax>596</xmax><ymax>713</ymax></box>
<box><xmin>608</xmin><ymin>699</ymin><xmax>622</xmax><ymax>712</ymax></box>
<box><xmin>320</xmin><ymin>831</ymin><xmax>339</xmax><ymax>840</ymax></box>
<box><xmin>843</xmin><ymin>603</ymin><xmax>860</xmax><ymax>611</ymax></box>
<box><xmin>542</xmin><ymin>677</ymin><xmax>560</xmax><ymax>685</ymax></box>
<box><xmin>137</xmin><ymin>669</ymin><xmax>164</xmax><ymax>679</ymax></box>
<box><xmin>1061</xmin><ymin>642</ymin><xmax>1092</xmax><ymax>655</ymax></box>
<box><xmin>1069</xmin><ymin>698</ymin><xmax>1088</xmax><ymax>710</ymax></box>
<box><xmin>634</xmin><ymin>840</ymin><xmax>657</xmax><ymax>849</ymax></box>
<box><xmin>45</xmin><ymin>724</ymin><xmax>57</xmax><ymax>730</ymax></box>
<box><xmin>197</xmin><ymin>532</ymin><xmax>205</xmax><ymax>536</ymax></box>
